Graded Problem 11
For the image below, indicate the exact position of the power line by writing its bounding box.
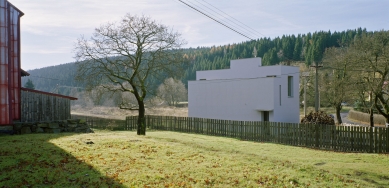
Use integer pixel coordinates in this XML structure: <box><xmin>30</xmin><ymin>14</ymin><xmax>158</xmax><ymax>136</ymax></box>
<box><xmin>198</xmin><ymin>0</ymin><xmax>265</xmax><ymax>38</ymax></box>
<box><xmin>189</xmin><ymin>0</ymin><xmax>257</xmax><ymax>39</ymax></box>
<box><xmin>184</xmin><ymin>0</ymin><xmax>255</xmax><ymax>39</ymax></box>
<box><xmin>176</xmin><ymin>0</ymin><xmax>303</xmax><ymax>62</ymax></box>
<box><xmin>177</xmin><ymin>0</ymin><xmax>254</xmax><ymax>40</ymax></box>
<box><xmin>27</xmin><ymin>75</ymin><xmax>68</xmax><ymax>81</ymax></box>
<box><xmin>189</xmin><ymin>71</ymin><xmax>301</xmax><ymax>83</ymax></box>
<box><xmin>321</xmin><ymin>66</ymin><xmax>377</xmax><ymax>72</ymax></box>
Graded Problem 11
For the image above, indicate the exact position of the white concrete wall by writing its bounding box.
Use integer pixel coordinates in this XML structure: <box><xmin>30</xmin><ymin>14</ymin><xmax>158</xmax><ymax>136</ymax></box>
<box><xmin>272</xmin><ymin>72</ymin><xmax>300</xmax><ymax>123</ymax></box>
<box><xmin>189</xmin><ymin>58</ymin><xmax>300</xmax><ymax>123</ymax></box>
<box><xmin>188</xmin><ymin>77</ymin><xmax>275</xmax><ymax>121</ymax></box>
<box><xmin>230</xmin><ymin>58</ymin><xmax>262</xmax><ymax>71</ymax></box>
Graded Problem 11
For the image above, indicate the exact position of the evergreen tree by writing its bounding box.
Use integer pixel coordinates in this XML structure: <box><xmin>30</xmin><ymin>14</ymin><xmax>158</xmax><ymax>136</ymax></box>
<box><xmin>293</xmin><ymin>35</ymin><xmax>302</xmax><ymax>60</ymax></box>
<box><xmin>24</xmin><ymin>79</ymin><xmax>35</xmax><ymax>90</ymax></box>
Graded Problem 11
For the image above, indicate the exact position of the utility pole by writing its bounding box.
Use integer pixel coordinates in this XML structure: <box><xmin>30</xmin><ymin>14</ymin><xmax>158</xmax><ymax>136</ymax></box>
<box><xmin>310</xmin><ymin>62</ymin><xmax>322</xmax><ymax>112</ymax></box>
<box><xmin>302</xmin><ymin>72</ymin><xmax>310</xmax><ymax>117</ymax></box>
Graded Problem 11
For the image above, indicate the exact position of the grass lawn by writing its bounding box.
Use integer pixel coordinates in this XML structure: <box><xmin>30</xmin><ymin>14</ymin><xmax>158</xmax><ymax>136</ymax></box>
<box><xmin>1</xmin><ymin>130</ymin><xmax>389</xmax><ymax>187</ymax></box>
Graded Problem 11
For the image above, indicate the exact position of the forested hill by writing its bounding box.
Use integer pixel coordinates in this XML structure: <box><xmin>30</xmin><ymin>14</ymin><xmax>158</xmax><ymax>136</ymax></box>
<box><xmin>21</xmin><ymin>62</ymin><xmax>83</xmax><ymax>95</ymax></box>
<box><xmin>182</xmin><ymin>28</ymin><xmax>371</xmax><ymax>81</ymax></box>
<box><xmin>22</xmin><ymin>28</ymin><xmax>373</xmax><ymax>93</ymax></box>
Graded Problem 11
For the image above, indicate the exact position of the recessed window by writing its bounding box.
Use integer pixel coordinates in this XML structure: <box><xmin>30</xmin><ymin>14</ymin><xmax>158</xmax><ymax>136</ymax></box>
<box><xmin>279</xmin><ymin>85</ymin><xmax>281</xmax><ymax>106</ymax></box>
<box><xmin>288</xmin><ymin>76</ymin><xmax>293</xmax><ymax>97</ymax></box>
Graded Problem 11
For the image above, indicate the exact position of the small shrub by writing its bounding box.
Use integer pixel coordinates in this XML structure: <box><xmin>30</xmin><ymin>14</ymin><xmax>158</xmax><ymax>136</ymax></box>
<box><xmin>301</xmin><ymin>111</ymin><xmax>335</xmax><ymax>125</ymax></box>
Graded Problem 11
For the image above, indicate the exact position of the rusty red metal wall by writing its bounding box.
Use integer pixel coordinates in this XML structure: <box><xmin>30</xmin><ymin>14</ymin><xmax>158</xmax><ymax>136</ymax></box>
<box><xmin>0</xmin><ymin>0</ymin><xmax>9</xmax><ymax>125</ymax></box>
<box><xmin>0</xmin><ymin>0</ymin><xmax>23</xmax><ymax>125</ymax></box>
<box><xmin>10</xmin><ymin>4</ymin><xmax>21</xmax><ymax>121</ymax></box>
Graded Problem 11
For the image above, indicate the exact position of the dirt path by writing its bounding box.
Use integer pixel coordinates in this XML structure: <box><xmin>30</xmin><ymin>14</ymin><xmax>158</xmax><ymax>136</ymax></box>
<box><xmin>337</xmin><ymin>112</ymin><xmax>386</xmax><ymax>127</ymax></box>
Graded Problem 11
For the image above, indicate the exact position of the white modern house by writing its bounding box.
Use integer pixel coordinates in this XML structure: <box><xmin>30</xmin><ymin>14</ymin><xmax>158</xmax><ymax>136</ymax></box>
<box><xmin>188</xmin><ymin>57</ymin><xmax>300</xmax><ymax>123</ymax></box>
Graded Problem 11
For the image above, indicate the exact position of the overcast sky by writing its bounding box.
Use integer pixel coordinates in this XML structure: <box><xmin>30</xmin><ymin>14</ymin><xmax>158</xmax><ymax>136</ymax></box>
<box><xmin>11</xmin><ymin>0</ymin><xmax>389</xmax><ymax>70</ymax></box>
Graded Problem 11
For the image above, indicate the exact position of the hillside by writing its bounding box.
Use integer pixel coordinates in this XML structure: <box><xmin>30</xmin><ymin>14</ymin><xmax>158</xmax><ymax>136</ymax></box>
<box><xmin>22</xmin><ymin>28</ymin><xmax>372</xmax><ymax>95</ymax></box>
<box><xmin>21</xmin><ymin>62</ymin><xmax>83</xmax><ymax>95</ymax></box>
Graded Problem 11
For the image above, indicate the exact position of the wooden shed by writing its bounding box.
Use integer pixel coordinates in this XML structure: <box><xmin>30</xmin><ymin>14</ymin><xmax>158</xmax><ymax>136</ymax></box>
<box><xmin>20</xmin><ymin>87</ymin><xmax>77</xmax><ymax>122</ymax></box>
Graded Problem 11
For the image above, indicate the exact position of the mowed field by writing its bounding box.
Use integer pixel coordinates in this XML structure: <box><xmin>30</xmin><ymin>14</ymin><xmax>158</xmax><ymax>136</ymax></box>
<box><xmin>1</xmin><ymin>130</ymin><xmax>389</xmax><ymax>187</ymax></box>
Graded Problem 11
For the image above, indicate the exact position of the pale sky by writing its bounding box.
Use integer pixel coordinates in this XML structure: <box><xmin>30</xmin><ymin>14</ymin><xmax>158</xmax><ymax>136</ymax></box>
<box><xmin>10</xmin><ymin>0</ymin><xmax>389</xmax><ymax>70</ymax></box>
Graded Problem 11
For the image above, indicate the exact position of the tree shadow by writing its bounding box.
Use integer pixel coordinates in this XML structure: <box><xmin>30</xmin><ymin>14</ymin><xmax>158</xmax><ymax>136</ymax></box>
<box><xmin>0</xmin><ymin>133</ymin><xmax>126</xmax><ymax>187</ymax></box>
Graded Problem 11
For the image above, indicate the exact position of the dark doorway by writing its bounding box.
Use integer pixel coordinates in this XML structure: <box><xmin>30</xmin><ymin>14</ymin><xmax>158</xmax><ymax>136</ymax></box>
<box><xmin>263</xmin><ymin>111</ymin><xmax>269</xmax><ymax>122</ymax></box>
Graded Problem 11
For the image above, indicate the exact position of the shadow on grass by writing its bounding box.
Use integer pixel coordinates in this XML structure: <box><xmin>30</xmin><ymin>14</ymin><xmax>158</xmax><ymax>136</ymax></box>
<box><xmin>0</xmin><ymin>133</ymin><xmax>126</xmax><ymax>187</ymax></box>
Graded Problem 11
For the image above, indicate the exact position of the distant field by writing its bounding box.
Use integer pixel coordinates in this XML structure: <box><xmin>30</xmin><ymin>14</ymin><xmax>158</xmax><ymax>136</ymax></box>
<box><xmin>72</xmin><ymin>106</ymin><xmax>351</xmax><ymax>121</ymax></box>
<box><xmin>71</xmin><ymin>106</ymin><xmax>188</xmax><ymax>119</ymax></box>
<box><xmin>1</xmin><ymin>130</ymin><xmax>389</xmax><ymax>187</ymax></box>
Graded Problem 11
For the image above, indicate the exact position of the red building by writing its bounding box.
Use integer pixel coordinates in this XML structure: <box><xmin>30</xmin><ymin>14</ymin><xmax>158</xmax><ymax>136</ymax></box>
<box><xmin>0</xmin><ymin>0</ymin><xmax>23</xmax><ymax>125</ymax></box>
<box><xmin>1</xmin><ymin>1</ymin><xmax>77</xmax><ymax>127</ymax></box>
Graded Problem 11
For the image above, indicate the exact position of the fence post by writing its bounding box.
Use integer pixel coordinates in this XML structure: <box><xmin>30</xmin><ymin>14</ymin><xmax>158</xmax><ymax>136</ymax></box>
<box><xmin>374</xmin><ymin>127</ymin><xmax>378</xmax><ymax>153</ymax></box>
<box><xmin>315</xmin><ymin>124</ymin><xmax>319</xmax><ymax>148</ymax></box>
<box><xmin>369</xmin><ymin>127</ymin><xmax>373</xmax><ymax>153</ymax></box>
<box><xmin>240</xmin><ymin>121</ymin><xmax>244</xmax><ymax>140</ymax></box>
<box><xmin>387</xmin><ymin>127</ymin><xmax>389</xmax><ymax>153</ymax></box>
<box><xmin>379</xmin><ymin>128</ymin><xmax>382</xmax><ymax>153</ymax></box>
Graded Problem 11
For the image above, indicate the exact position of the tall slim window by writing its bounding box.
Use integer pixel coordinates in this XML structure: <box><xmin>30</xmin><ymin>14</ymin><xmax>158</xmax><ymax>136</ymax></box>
<box><xmin>288</xmin><ymin>76</ymin><xmax>293</xmax><ymax>97</ymax></box>
<box><xmin>279</xmin><ymin>85</ymin><xmax>281</xmax><ymax>106</ymax></box>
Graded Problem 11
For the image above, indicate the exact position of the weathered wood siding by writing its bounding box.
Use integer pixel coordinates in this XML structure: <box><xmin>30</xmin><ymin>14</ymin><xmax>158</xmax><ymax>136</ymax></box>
<box><xmin>21</xmin><ymin>90</ymin><xmax>72</xmax><ymax>122</ymax></box>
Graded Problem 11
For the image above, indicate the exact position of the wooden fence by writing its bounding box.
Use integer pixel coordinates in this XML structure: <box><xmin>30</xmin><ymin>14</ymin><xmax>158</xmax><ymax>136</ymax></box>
<box><xmin>21</xmin><ymin>88</ymin><xmax>76</xmax><ymax>122</ymax></box>
<box><xmin>125</xmin><ymin>115</ymin><xmax>389</xmax><ymax>153</ymax></box>
<box><xmin>71</xmin><ymin>115</ymin><xmax>128</xmax><ymax>131</ymax></box>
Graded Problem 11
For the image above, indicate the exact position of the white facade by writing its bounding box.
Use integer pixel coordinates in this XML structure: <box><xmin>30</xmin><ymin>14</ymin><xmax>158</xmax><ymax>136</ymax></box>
<box><xmin>188</xmin><ymin>57</ymin><xmax>300</xmax><ymax>123</ymax></box>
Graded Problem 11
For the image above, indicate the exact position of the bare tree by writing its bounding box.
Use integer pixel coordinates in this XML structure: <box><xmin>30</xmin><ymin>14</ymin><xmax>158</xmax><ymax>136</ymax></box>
<box><xmin>321</xmin><ymin>47</ymin><xmax>353</xmax><ymax>124</ymax></box>
<box><xmin>352</xmin><ymin>31</ymin><xmax>389</xmax><ymax>126</ymax></box>
<box><xmin>75</xmin><ymin>14</ymin><xmax>187</xmax><ymax>135</ymax></box>
<box><xmin>353</xmin><ymin>78</ymin><xmax>376</xmax><ymax>127</ymax></box>
<box><xmin>157</xmin><ymin>78</ymin><xmax>187</xmax><ymax>106</ymax></box>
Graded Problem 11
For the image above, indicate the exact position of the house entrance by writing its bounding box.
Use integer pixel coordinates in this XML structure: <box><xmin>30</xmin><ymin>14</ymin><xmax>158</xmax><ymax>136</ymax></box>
<box><xmin>263</xmin><ymin>111</ymin><xmax>269</xmax><ymax>122</ymax></box>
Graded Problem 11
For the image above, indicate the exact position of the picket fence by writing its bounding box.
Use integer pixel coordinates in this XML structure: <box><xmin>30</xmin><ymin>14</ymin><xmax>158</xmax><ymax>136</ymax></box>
<box><xmin>125</xmin><ymin>115</ymin><xmax>389</xmax><ymax>153</ymax></box>
<box><xmin>71</xmin><ymin>115</ymin><xmax>127</xmax><ymax>130</ymax></box>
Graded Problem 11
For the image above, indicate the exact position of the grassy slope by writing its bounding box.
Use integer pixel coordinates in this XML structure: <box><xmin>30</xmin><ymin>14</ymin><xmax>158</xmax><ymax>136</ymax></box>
<box><xmin>1</xmin><ymin>131</ymin><xmax>388</xmax><ymax>187</ymax></box>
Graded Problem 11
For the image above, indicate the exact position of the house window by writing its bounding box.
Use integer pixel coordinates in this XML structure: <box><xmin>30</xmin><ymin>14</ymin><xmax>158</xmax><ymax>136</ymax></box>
<box><xmin>279</xmin><ymin>85</ymin><xmax>281</xmax><ymax>106</ymax></box>
<box><xmin>288</xmin><ymin>76</ymin><xmax>293</xmax><ymax>97</ymax></box>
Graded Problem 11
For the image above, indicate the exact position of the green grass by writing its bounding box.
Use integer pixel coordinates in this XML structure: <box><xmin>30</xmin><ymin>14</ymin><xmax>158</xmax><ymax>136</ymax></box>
<box><xmin>1</xmin><ymin>130</ymin><xmax>389</xmax><ymax>187</ymax></box>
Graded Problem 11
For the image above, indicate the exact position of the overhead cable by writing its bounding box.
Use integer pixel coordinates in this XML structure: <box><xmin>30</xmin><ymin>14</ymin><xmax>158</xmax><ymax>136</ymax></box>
<box><xmin>190</xmin><ymin>0</ymin><xmax>257</xmax><ymax>39</ymax></box>
<box><xmin>198</xmin><ymin>0</ymin><xmax>265</xmax><ymax>38</ymax></box>
<box><xmin>177</xmin><ymin>0</ymin><xmax>254</xmax><ymax>40</ymax></box>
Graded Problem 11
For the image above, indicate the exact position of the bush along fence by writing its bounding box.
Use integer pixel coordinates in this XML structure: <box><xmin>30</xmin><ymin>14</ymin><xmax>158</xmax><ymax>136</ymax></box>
<box><xmin>124</xmin><ymin>115</ymin><xmax>389</xmax><ymax>154</ymax></box>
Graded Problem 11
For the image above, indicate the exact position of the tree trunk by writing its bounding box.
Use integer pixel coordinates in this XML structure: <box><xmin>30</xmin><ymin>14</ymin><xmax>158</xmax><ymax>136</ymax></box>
<box><xmin>137</xmin><ymin>100</ymin><xmax>146</xmax><ymax>135</ymax></box>
<box><xmin>369</xmin><ymin>108</ymin><xmax>374</xmax><ymax>127</ymax></box>
<box><xmin>335</xmin><ymin>105</ymin><xmax>342</xmax><ymax>124</ymax></box>
<box><xmin>374</xmin><ymin>94</ymin><xmax>389</xmax><ymax>128</ymax></box>
<box><xmin>369</xmin><ymin>93</ymin><xmax>375</xmax><ymax>127</ymax></box>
